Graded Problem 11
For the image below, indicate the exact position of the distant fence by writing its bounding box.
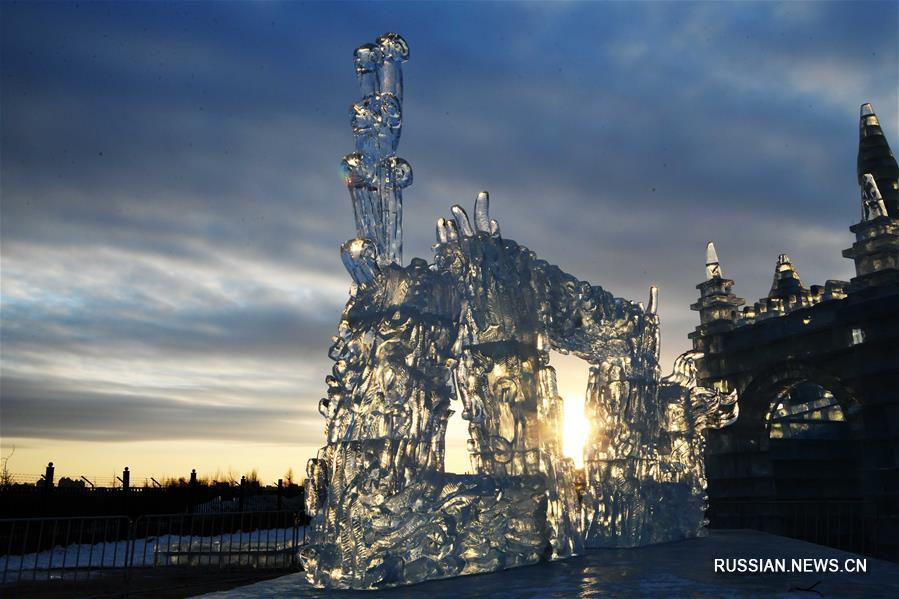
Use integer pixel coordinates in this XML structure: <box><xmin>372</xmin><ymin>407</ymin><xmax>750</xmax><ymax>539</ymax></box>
<box><xmin>0</xmin><ymin>481</ymin><xmax>305</xmax><ymax>520</ymax></box>
<box><xmin>0</xmin><ymin>511</ymin><xmax>306</xmax><ymax>585</ymax></box>
<box><xmin>708</xmin><ymin>499</ymin><xmax>878</xmax><ymax>556</ymax></box>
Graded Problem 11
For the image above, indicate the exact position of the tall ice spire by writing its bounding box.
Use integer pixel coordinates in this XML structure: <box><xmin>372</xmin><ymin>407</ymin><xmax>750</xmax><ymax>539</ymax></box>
<box><xmin>843</xmin><ymin>105</ymin><xmax>899</xmax><ymax>291</ymax></box>
<box><xmin>690</xmin><ymin>242</ymin><xmax>744</xmax><ymax>354</ymax></box>
<box><xmin>858</xmin><ymin>103</ymin><xmax>899</xmax><ymax>218</ymax></box>
<box><xmin>341</xmin><ymin>33</ymin><xmax>412</xmax><ymax>269</ymax></box>
<box><xmin>705</xmin><ymin>241</ymin><xmax>722</xmax><ymax>279</ymax></box>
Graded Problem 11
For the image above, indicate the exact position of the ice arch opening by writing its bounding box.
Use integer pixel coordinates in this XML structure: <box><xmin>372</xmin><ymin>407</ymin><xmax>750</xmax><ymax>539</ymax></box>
<box><xmin>444</xmin><ymin>351</ymin><xmax>592</xmax><ymax>474</ymax></box>
<box><xmin>444</xmin><ymin>402</ymin><xmax>471</xmax><ymax>473</ymax></box>
<box><xmin>549</xmin><ymin>350</ymin><xmax>591</xmax><ymax>469</ymax></box>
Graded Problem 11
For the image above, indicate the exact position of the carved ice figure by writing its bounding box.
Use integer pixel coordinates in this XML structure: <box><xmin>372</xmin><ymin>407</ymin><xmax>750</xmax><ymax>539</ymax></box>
<box><xmin>861</xmin><ymin>173</ymin><xmax>889</xmax><ymax>221</ymax></box>
<box><xmin>301</xmin><ymin>33</ymin><xmax>737</xmax><ymax>589</ymax></box>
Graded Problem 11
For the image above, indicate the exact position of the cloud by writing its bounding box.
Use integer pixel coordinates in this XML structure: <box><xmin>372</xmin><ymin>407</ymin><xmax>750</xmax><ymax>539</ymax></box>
<box><xmin>0</xmin><ymin>0</ymin><xmax>896</xmax><ymax>456</ymax></box>
<box><xmin>0</xmin><ymin>376</ymin><xmax>315</xmax><ymax>443</ymax></box>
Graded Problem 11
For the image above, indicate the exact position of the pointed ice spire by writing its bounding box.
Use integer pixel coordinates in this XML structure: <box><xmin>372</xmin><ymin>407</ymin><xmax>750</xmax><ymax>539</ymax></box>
<box><xmin>769</xmin><ymin>253</ymin><xmax>804</xmax><ymax>298</ymax></box>
<box><xmin>473</xmin><ymin>191</ymin><xmax>491</xmax><ymax>232</ymax></box>
<box><xmin>451</xmin><ymin>204</ymin><xmax>475</xmax><ymax>237</ymax></box>
<box><xmin>705</xmin><ymin>241</ymin><xmax>722</xmax><ymax>280</ymax></box>
<box><xmin>858</xmin><ymin>102</ymin><xmax>898</xmax><ymax>218</ymax></box>
<box><xmin>690</xmin><ymin>241</ymin><xmax>744</xmax><ymax>349</ymax></box>
<box><xmin>860</xmin><ymin>102</ymin><xmax>878</xmax><ymax>124</ymax></box>
<box><xmin>861</xmin><ymin>173</ymin><xmax>889</xmax><ymax>221</ymax></box>
<box><xmin>647</xmin><ymin>285</ymin><xmax>658</xmax><ymax>314</ymax></box>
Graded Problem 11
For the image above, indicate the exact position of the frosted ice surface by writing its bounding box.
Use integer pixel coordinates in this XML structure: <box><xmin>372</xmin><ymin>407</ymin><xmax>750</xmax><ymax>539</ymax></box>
<box><xmin>301</xmin><ymin>33</ymin><xmax>738</xmax><ymax>589</ymax></box>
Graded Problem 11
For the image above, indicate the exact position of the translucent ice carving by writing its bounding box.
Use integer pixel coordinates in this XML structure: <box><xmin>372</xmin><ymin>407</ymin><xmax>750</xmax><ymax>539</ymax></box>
<box><xmin>301</xmin><ymin>33</ymin><xmax>737</xmax><ymax>589</ymax></box>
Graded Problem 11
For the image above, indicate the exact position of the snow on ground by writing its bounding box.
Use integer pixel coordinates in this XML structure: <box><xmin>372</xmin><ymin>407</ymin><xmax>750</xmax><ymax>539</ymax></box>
<box><xmin>1</xmin><ymin>526</ymin><xmax>307</xmax><ymax>583</ymax></box>
<box><xmin>196</xmin><ymin>530</ymin><xmax>899</xmax><ymax>598</ymax></box>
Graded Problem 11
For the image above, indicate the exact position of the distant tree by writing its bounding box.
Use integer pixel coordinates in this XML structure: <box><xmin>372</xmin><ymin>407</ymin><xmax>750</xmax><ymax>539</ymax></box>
<box><xmin>57</xmin><ymin>477</ymin><xmax>86</xmax><ymax>489</ymax></box>
<box><xmin>0</xmin><ymin>446</ymin><xmax>14</xmax><ymax>487</ymax></box>
<box><xmin>226</xmin><ymin>467</ymin><xmax>240</xmax><ymax>485</ymax></box>
<box><xmin>284</xmin><ymin>467</ymin><xmax>295</xmax><ymax>486</ymax></box>
<box><xmin>163</xmin><ymin>476</ymin><xmax>188</xmax><ymax>488</ymax></box>
<box><xmin>210</xmin><ymin>468</ymin><xmax>233</xmax><ymax>487</ymax></box>
<box><xmin>245</xmin><ymin>468</ymin><xmax>261</xmax><ymax>487</ymax></box>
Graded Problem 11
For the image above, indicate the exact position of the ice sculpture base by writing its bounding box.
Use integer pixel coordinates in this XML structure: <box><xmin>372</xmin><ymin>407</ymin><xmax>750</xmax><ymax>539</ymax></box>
<box><xmin>584</xmin><ymin>470</ymin><xmax>708</xmax><ymax>548</ymax></box>
<box><xmin>302</xmin><ymin>469</ymin><xmax>558</xmax><ymax>589</ymax></box>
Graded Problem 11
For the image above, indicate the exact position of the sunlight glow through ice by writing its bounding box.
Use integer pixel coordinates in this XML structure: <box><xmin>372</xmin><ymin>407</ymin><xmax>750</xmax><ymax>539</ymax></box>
<box><xmin>562</xmin><ymin>395</ymin><xmax>588</xmax><ymax>469</ymax></box>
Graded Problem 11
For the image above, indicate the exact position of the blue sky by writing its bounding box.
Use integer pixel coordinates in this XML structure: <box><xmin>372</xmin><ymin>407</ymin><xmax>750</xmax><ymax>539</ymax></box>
<box><xmin>1</xmin><ymin>1</ymin><xmax>897</xmax><ymax>481</ymax></box>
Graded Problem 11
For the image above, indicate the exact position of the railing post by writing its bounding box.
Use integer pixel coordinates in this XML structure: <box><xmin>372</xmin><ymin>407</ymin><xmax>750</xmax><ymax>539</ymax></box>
<box><xmin>40</xmin><ymin>462</ymin><xmax>55</xmax><ymax>514</ymax></box>
<box><xmin>121</xmin><ymin>467</ymin><xmax>131</xmax><ymax>517</ymax></box>
<box><xmin>124</xmin><ymin>516</ymin><xmax>135</xmax><ymax>582</ymax></box>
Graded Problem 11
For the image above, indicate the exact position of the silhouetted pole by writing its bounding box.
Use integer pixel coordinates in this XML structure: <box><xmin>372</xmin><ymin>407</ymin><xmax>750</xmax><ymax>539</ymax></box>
<box><xmin>239</xmin><ymin>476</ymin><xmax>246</xmax><ymax>512</ymax></box>
<box><xmin>277</xmin><ymin>478</ymin><xmax>283</xmax><ymax>510</ymax></box>
<box><xmin>188</xmin><ymin>468</ymin><xmax>198</xmax><ymax>513</ymax></box>
<box><xmin>41</xmin><ymin>461</ymin><xmax>55</xmax><ymax>513</ymax></box>
<box><xmin>120</xmin><ymin>466</ymin><xmax>131</xmax><ymax>515</ymax></box>
<box><xmin>44</xmin><ymin>462</ymin><xmax>55</xmax><ymax>488</ymax></box>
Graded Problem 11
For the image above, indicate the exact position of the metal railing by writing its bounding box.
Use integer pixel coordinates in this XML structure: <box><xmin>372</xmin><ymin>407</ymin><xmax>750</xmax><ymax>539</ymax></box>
<box><xmin>0</xmin><ymin>515</ymin><xmax>131</xmax><ymax>584</ymax></box>
<box><xmin>130</xmin><ymin>511</ymin><xmax>304</xmax><ymax>569</ymax></box>
<box><xmin>708</xmin><ymin>499</ymin><xmax>877</xmax><ymax>556</ymax></box>
<box><xmin>0</xmin><ymin>511</ymin><xmax>306</xmax><ymax>586</ymax></box>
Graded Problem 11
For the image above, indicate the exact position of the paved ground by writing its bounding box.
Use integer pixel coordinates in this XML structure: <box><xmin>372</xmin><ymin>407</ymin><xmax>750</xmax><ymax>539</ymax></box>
<box><xmin>196</xmin><ymin>530</ymin><xmax>899</xmax><ymax>598</ymax></box>
<box><xmin>2</xmin><ymin>568</ymin><xmax>294</xmax><ymax>599</ymax></box>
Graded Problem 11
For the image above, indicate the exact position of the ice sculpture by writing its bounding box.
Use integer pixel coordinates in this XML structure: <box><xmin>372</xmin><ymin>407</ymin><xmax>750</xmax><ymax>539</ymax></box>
<box><xmin>301</xmin><ymin>33</ymin><xmax>737</xmax><ymax>589</ymax></box>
